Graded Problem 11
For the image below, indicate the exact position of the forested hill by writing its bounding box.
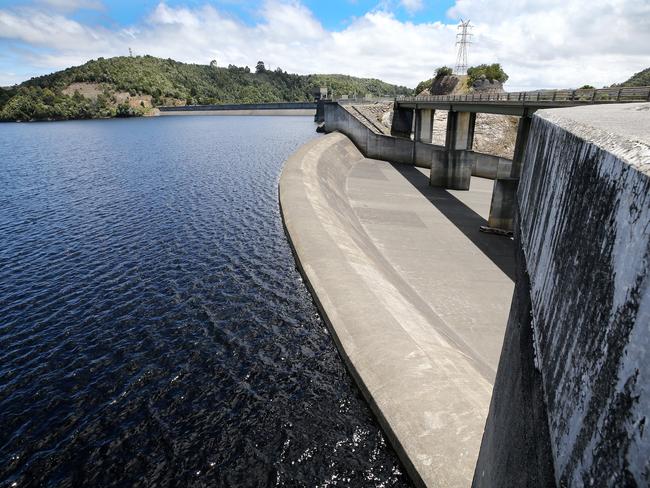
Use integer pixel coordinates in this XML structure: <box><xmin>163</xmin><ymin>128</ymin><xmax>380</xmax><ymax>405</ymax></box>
<box><xmin>0</xmin><ymin>56</ymin><xmax>412</xmax><ymax>122</ymax></box>
<box><xmin>619</xmin><ymin>67</ymin><xmax>650</xmax><ymax>87</ymax></box>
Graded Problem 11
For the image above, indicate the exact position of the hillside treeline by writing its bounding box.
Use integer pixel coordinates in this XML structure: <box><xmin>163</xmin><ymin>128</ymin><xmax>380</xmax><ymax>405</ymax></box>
<box><xmin>0</xmin><ymin>56</ymin><xmax>412</xmax><ymax>122</ymax></box>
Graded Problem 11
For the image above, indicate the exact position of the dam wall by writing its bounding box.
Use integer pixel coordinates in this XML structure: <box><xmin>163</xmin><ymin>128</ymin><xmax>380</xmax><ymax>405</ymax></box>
<box><xmin>475</xmin><ymin>104</ymin><xmax>650</xmax><ymax>486</ymax></box>
<box><xmin>323</xmin><ymin>101</ymin><xmax>512</xmax><ymax>178</ymax></box>
<box><xmin>280</xmin><ymin>131</ymin><xmax>517</xmax><ymax>487</ymax></box>
<box><xmin>159</xmin><ymin>102</ymin><xmax>316</xmax><ymax>116</ymax></box>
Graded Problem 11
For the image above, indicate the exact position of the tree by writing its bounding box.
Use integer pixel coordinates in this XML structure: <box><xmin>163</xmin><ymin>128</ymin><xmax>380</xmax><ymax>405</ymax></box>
<box><xmin>255</xmin><ymin>61</ymin><xmax>266</xmax><ymax>73</ymax></box>
<box><xmin>1</xmin><ymin>55</ymin><xmax>415</xmax><ymax>121</ymax></box>
<box><xmin>435</xmin><ymin>66</ymin><xmax>453</xmax><ymax>78</ymax></box>
<box><xmin>115</xmin><ymin>102</ymin><xmax>135</xmax><ymax>117</ymax></box>
<box><xmin>415</xmin><ymin>79</ymin><xmax>433</xmax><ymax>94</ymax></box>
<box><xmin>466</xmin><ymin>63</ymin><xmax>509</xmax><ymax>86</ymax></box>
<box><xmin>210</xmin><ymin>60</ymin><xmax>217</xmax><ymax>68</ymax></box>
<box><xmin>579</xmin><ymin>84</ymin><xmax>595</xmax><ymax>89</ymax></box>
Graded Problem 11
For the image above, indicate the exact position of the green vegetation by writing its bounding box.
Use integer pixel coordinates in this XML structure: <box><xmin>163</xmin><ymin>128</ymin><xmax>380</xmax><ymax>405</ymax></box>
<box><xmin>0</xmin><ymin>86</ymin><xmax>142</xmax><ymax>121</ymax></box>
<box><xmin>417</xmin><ymin>63</ymin><xmax>509</xmax><ymax>95</ymax></box>
<box><xmin>435</xmin><ymin>66</ymin><xmax>453</xmax><ymax>78</ymax></box>
<box><xmin>466</xmin><ymin>63</ymin><xmax>509</xmax><ymax>86</ymax></box>
<box><xmin>579</xmin><ymin>84</ymin><xmax>595</xmax><ymax>90</ymax></box>
<box><xmin>1</xmin><ymin>55</ymin><xmax>412</xmax><ymax>121</ymax></box>
<box><xmin>415</xmin><ymin>78</ymin><xmax>434</xmax><ymax>94</ymax></box>
<box><xmin>619</xmin><ymin>67</ymin><xmax>650</xmax><ymax>87</ymax></box>
<box><xmin>415</xmin><ymin>66</ymin><xmax>454</xmax><ymax>94</ymax></box>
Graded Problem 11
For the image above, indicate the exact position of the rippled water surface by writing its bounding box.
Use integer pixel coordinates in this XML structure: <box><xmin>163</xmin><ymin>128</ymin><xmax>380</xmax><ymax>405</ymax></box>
<box><xmin>0</xmin><ymin>116</ymin><xmax>411</xmax><ymax>487</ymax></box>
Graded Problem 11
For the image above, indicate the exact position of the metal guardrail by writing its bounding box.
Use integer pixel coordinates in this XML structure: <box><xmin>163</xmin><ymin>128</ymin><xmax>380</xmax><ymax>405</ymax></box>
<box><xmin>160</xmin><ymin>102</ymin><xmax>316</xmax><ymax>111</ymax></box>
<box><xmin>398</xmin><ymin>86</ymin><xmax>650</xmax><ymax>104</ymax></box>
<box><xmin>334</xmin><ymin>97</ymin><xmax>395</xmax><ymax>105</ymax></box>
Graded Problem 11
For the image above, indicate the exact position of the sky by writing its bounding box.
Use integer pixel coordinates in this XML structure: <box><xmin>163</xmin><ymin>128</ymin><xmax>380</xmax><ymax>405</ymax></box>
<box><xmin>0</xmin><ymin>0</ymin><xmax>649</xmax><ymax>90</ymax></box>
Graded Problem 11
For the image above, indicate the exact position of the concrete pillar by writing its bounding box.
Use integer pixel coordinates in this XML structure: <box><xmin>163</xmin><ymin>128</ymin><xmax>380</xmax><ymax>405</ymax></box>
<box><xmin>454</xmin><ymin>112</ymin><xmax>477</xmax><ymax>150</ymax></box>
<box><xmin>314</xmin><ymin>99</ymin><xmax>325</xmax><ymax>123</ymax></box>
<box><xmin>510</xmin><ymin>114</ymin><xmax>532</xmax><ymax>178</ymax></box>
<box><xmin>445</xmin><ymin>111</ymin><xmax>458</xmax><ymax>150</ymax></box>
<box><xmin>484</xmin><ymin>113</ymin><xmax>532</xmax><ymax>233</ymax></box>
<box><xmin>415</xmin><ymin>109</ymin><xmax>434</xmax><ymax>143</ymax></box>
<box><xmin>413</xmin><ymin>108</ymin><xmax>420</xmax><ymax>142</ymax></box>
<box><xmin>431</xmin><ymin>110</ymin><xmax>475</xmax><ymax>190</ymax></box>
<box><xmin>430</xmin><ymin>151</ymin><xmax>472</xmax><ymax>190</ymax></box>
<box><xmin>391</xmin><ymin>104</ymin><xmax>415</xmax><ymax>139</ymax></box>
<box><xmin>486</xmin><ymin>178</ymin><xmax>519</xmax><ymax>231</ymax></box>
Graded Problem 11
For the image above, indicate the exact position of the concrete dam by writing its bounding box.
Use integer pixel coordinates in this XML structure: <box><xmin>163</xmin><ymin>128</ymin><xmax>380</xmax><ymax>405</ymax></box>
<box><xmin>279</xmin><ymin>89</ymin><xmax>650</xmax><ymax>487</ymax></box>
<box><xmin>158</xmin><ymin>102</ymin><xmax>316</xmax><ymax>116</ymax></box>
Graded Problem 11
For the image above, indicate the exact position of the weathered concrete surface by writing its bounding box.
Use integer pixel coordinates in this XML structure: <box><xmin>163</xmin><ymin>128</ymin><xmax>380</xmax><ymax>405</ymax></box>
<box><xmin>473</xmin><ymin>212</ymin><xmax>556</xmax><ymax>487</ymax></box>
<box><xmin>158</xmin><ymin>102</ymin><xmax>316</xmax><ymax>116</ymax></box>
<box><xmin>160</xmin><ymin>102</ymin><xmax>316</xmax><ymax>111</ymax></box>
<box><xmin>475</xmin><ymin>103</ymin><xmax>650</xmax><ymax>487</ymax></box>
<box><xmin>158</xmin><ymin>109</ymin><xmax>315</xmax><ymax>116</ymax></box>
<box><xmin>280</xmin><ymin>132</ymin><xmax>515</xmax><ymax>486</ymax></box>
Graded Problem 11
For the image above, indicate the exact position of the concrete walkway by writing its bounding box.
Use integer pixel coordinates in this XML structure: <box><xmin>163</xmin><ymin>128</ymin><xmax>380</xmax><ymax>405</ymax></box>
<box><xmin>280</xmin><ymin>133</ymin><xmax>514</xmax><ymax>487</ymax></box>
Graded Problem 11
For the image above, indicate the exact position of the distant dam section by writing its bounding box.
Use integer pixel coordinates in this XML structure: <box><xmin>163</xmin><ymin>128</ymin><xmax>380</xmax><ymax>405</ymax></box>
<box><xmin>158</xmin><ymin>102</ymin><xmax>316</xmax><ymax>116</ymax></box>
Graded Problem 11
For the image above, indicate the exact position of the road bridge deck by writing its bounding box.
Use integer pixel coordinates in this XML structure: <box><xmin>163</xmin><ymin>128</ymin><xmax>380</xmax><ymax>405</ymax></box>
<box><xmin>280</xmin><ymin>132</ymin><xmax>515</xmax><ymax>487</ymax></box>
<box><xmin>396</xmin><ymin>86</ymin><xmax>650</xmax><ymax>116</ymax></box>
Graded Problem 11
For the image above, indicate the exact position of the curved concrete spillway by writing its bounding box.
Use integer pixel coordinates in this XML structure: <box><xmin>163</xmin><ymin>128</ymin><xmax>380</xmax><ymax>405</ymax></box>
<box><xmin>279</xmin><ymin>132</ymin><xmax>515</xmax><ymax>487</ymax></box>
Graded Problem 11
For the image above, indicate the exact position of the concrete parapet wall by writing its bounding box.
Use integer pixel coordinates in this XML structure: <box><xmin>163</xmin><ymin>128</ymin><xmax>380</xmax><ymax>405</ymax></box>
<box><xmin>472</xmin><ymin>153</ymin><xmax>512</xmax><ymax>179</ymax></box>
<box><xmin>475</xmin><ymin>103</ymin><xmax>650</xmax><ymax>486</ymax></box>
<box><xmin>324</xmin><ymin>102</ymin><xmax>511</xmax><ymax>177</ymax></box>
<box><xmin>280</xmin><ymin>132</ymin><xmax>510</xmax><ymax>487</ymax></box>
<box><xmin>159</xmin><ymin>102</ymin><xmax>316</xmax><ymax>112</ymax></box>
<box><xmin>158</xmin><ymin>109</ymin><xmax>315</xmax><ymax>116</ymax></box>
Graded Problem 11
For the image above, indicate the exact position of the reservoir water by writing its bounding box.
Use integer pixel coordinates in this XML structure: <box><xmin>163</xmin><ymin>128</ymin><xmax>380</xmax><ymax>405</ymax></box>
<box><xmin>0</xmin><ymin>116</ymin><xmax>410</xmax><ymax>487</ymax></box>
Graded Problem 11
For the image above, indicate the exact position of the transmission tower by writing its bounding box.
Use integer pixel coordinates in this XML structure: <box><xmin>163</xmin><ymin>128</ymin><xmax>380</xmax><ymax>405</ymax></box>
<box><xmin>454</xmin><ymin>20</ymin><xmax>472</xmax><ymax>75</ymax></box>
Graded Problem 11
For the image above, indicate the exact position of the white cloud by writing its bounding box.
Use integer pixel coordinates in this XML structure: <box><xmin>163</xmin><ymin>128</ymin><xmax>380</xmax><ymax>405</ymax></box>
<box><xmin>38</xmin><ymin>0</ymin><xmax>104</xmax><ymax>12</ymax></box>
<box><xmin>0</xmin><ymin>0</ymin><xmax>649</xmax><ymax>90</ymax></box>
<box><xmin>400</xmin><ymin>0</ymin><xmax>424</xmax><ymax>14</ymax></box>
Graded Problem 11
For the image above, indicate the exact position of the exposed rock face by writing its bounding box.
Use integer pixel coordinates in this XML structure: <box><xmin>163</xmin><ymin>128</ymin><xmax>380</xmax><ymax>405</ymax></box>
<box><xmin>61</xmin><ymin>82</ymin><xmax>105</xmax><ymax>100</ymax></box>
<box><xmin>474</xmin><ymin>114</ymin><xmax>518</xmax><ymax>158</ymax></box>
<box><xmin>431</xmin><ymin>75</ymin><xmax>469</xmax><ymax>96</ymax></box>
<box><xmin>471</xmin><ymin>76</ymin><xmax>505</xmax><ymax>93</ymax></box>
<box><xmin>416</xmin><ymin>75</ymin><xmax>470</xmax><ymax>97</ymax></box>
<box><xmin>61</xmin><ymin>81</ymin><xmax>154</xmax><ymax>109</ymax></box>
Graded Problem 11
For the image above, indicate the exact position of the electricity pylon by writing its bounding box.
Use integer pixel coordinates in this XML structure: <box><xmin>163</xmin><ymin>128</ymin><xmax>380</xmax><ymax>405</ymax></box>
<box><xmin>454</xmin><ymin>20</ymin><xmax>472</xmax><ymax>75</ymax></box>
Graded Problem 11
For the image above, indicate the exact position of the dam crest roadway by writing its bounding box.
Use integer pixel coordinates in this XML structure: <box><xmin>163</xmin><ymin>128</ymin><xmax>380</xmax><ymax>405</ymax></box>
<box><xmin>281</xmin><ymin>132</ymin><xmax>514</xmax><ymax>486</ymax></box>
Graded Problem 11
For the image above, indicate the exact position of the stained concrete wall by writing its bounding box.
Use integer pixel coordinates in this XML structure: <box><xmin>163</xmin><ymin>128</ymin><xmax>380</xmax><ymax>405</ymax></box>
<box><xmin>159</xmin><ymin>109</ymin><xmax>315</xmax><ymax>116</ymax></box>
<box><xmin>160</xmin><ymin>102</ymin><xmax>316</xmax><ymax>112</ymax></box>
<box><xmin>472</xmin><ymin>154</ymin><xmax>512</xmax><ymax>179</ymax></box>
<box><xmin>324</xmin><ymin>102</ymin><xmax>511</xmax><ymax>178</ymax></box>
<box><xmin>475</xmin><ymin>103</ymin><xmax>650</xmax><ymax>487</ymax></box>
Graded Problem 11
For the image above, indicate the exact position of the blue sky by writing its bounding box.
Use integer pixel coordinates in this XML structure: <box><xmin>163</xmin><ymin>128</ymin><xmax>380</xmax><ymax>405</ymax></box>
<box><xmin>0</xmin><ymin>0</ymin><xmax>457</xmax><ymax>29</ymax></box>
<box><xmin>82</xmin><ymin>0</ymin><xmax>456</xmax><ymax>28</ymax></box>
<box><xmin>0</xmin><ymin>0</ymin><xmax>648</xmax><ymax>89</ymax></box>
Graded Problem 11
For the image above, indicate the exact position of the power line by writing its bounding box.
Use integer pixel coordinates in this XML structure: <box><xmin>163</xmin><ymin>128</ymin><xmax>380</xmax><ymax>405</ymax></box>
<box><xmin>454</xmin><ymin>20</ymin><xmax>472</xmax><ymax>75</ymax></box>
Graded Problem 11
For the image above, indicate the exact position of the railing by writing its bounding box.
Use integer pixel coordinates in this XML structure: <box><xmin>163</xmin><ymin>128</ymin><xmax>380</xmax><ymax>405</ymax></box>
<box><xmin>398</xmin><ymin>86</ymin><xmax>650</xmax><ymax>105</ymax></box>
<box><xmin>335</xmin><ymin>97</ymin><xmax>395</xmax><ymax>105</ymax></box>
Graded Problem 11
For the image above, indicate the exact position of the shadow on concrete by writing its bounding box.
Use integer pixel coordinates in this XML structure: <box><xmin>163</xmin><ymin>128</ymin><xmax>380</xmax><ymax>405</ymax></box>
<box><xmin>393</xmin><ymin>164</ymin><xmax>516</xmax><ymax>281</ymax></box>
